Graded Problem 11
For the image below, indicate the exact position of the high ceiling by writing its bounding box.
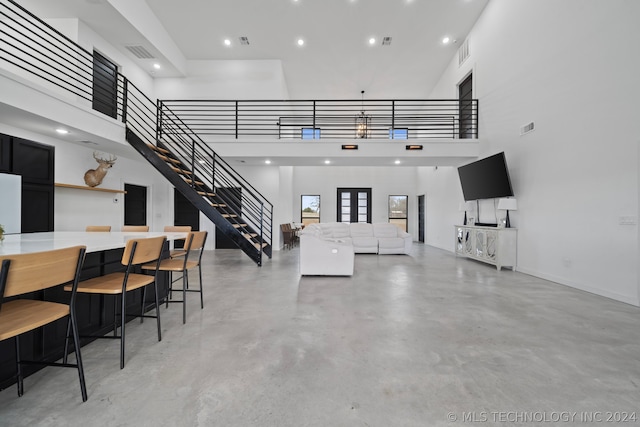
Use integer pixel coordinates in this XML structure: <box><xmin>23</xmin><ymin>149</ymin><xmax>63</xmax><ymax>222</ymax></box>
<box><xmin>20</xmin><ymin>0</ymin><xmax>489</xmax><ymax>99</ymax></box>
<box><xmin>10</xmin><ymin>0</ymin><xmax>488</xmax><ymax>166</ymax></box>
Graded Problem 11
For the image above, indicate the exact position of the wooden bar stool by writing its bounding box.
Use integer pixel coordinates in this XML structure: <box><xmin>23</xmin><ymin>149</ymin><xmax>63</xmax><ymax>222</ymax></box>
<box><xmin>163</xmin><ymin>225</ymin><xmax>192</xmax><ymax>258</ymax></box>
<box><xmin>66</xmin><ymin>236</ymin><xmax>166</xmax><ymax>369</ymax></box>
<box><xmin>0</xmin><ymin>246</ymin><xmax>88</xmax><ymax>401</ymax></box>
<box><xmin>121</xmin><ymin>225</ymin><xmax>150</xmax><ymax>232</ymax></box>
<box><xmin>142</xmin><ymin>231</ymin><xmax>207</xmax><ymax>324</ymax></box>
<box><xmin>86</xmin><ymin>225</ymin><xmax>111</xmax><ymax>232</ymax></box>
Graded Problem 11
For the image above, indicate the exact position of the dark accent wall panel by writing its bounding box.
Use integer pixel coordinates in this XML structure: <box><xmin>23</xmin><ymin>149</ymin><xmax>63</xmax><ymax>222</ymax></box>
<box><xmin>12</xmin><ymin>138</ymin><xmax>54</xmax><ymax>185</ymax></box>
<box><xmin>21</xmin><ymin>183</ymin><xmax>54</xmax><ymax>233</ymax></box>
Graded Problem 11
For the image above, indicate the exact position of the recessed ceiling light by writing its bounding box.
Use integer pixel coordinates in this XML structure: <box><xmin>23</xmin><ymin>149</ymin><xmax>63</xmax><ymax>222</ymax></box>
<box><xmin>224</xmin><ymin>39</ymin><xmax>231</xmax><ymax>46</ymax></box>
<box><xmin>442</xmin><ymin>37</ymin><xmax>451</xmax><ymax>44</ymax></box>
<box><xmin>153</xmin><ymin>63</ymin><xmax>161</xmax><ymax>69</ymax></box>
<box><xmin>297</xmin><ymin>38</ymin><xmax>305</xmax><ymax>46</ymax></box>
<box><xmin>324</xmin><ymin>160</ymin><xmax>331</xmax><ymax>164</ymax></box>
<box><xmin>369</xmin><ymin>37</ymin><xmax>376</xmax><ymax>45</ymax></box>
<box><xmin>265</xmin><ymin>160</ymin><xmax>271</xmax><ymax>164</ymax></box>
<box><xmin>56</xmin><ymin>128</ymin><xmax>69</xmax><ymax>134</ymax></box>
<box><xmin>394</xmin><ymin>160</ymin><xmax>401</xmax><ymax>164</ymax></box>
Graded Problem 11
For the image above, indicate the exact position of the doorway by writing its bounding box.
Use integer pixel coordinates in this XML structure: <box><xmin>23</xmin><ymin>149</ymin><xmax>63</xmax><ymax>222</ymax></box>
<box><xmin>92</xmin><ymin>50</ymin><xmax>118</xmax><ymax>119</ymax></box>
<box><xmin>124</xmin><ymin>183</ymin><xmax>147</xmax><ymax>226</ymax></box>
<box><xmin>458</xmin><ymin>73</ymin><xmax>474</xmax><ymax>139</ymax></box>
<box><xmin>337</xmin><ymin>188</ymin><xmax>371</xmax><ymax>223</ymax></box>
<box><xmin>174</xmin><ymin>189</ymin><xmax>200</xmax><ymax>248</ymax></box>
<box><xmin>215</xmin><ymin>187</ymin><xmax>241</xmax><ymax>249</ymax></box>
<box><xmin>417</xmin><ymin>195</ymin><xmax>425</xmax><ymax>243</ymax></box>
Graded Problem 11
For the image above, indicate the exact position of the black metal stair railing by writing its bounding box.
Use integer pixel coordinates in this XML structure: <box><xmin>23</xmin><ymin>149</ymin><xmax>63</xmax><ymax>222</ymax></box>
<box><xmin>0</xmin><ymin>0</ymin><xmax>272</xmax><ymax>265</ymax></box>
<box><xmin>119</xmin><ymin>75</ymin><xmax>273</xmax><ymax>265</ymax></box>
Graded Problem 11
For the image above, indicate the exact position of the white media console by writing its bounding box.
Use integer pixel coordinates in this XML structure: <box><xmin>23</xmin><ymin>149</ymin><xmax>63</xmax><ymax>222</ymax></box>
<box><xmin>454</xmin><ymin>225</ymin><xmax>517</xmax><ymax>271</ymax></box>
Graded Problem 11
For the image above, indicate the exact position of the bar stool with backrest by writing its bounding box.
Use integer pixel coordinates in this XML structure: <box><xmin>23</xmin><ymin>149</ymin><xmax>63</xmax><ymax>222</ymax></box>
<box><xmin>163</xmin><ymin>225</ymin><xmax>192</xmax><ymax>258</ymax></box>
<box><xmin>121</xmin><ymin>225</ymin><xmax>150</xmax><ymax>232</ymax></box>
<box><xmin>142</xmin><ymin>231</ymin><xmax>207</xmax><ymax>324</ymax></box>
<box><xmin>86</xmin><ymin>225</ymin><xmax>111</xmax><ymax>232</ymax></box>
<box><xmin>66</xmin><ymin>236</ymin><xmax>166</xmax><ymax>369</ymax></box>
<box><xmin>0</xmin><ymin>246</ymin><xmax>88</xmax><ymax>401</ymax></box>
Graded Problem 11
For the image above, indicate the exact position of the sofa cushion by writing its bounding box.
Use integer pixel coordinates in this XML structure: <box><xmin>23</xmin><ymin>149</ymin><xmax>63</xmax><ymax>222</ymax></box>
<box><xmin>350</xmin><ymin>223</ymin><xmax>374</xmax><ymax>237</ymax></box>
<box><xmin>352</xmin><ymin>236</ymin><xmax>378</xmax><ymax>253</ymax></box>
<box><xmin>331</xmin><ymin>222</ymin><xmax>351</xmax><ymax>238</ymax></box>
<box><xmin>373</xmin><ymin>223</ymin><xmax>400</xmax><ymax>238</ymax></box>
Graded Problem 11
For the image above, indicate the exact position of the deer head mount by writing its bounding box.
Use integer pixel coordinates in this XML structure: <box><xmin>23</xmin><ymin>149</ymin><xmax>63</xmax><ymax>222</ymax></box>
<box><xmin>84</xmin><ymin>152</ymin><xmax>117</xmax><ymax>187</ymax></box>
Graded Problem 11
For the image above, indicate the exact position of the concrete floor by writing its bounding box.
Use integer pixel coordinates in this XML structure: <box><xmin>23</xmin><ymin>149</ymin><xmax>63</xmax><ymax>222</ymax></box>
<box><xmin>1</xmin><ymin>244</ymin><xmax>640</xmax><ymax>426</ymax></box>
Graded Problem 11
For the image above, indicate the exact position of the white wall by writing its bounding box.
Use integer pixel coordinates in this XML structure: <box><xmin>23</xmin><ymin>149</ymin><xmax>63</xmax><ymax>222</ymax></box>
<box><xmin>426</xmin><ymin>0</ymin><xmax>640</xmax><ymax>305</ymax></box>
<box><xmin>154</xmin><ymin>60</ymin><xmax>289</xmax><ymax>100</ymax></box>
<box><xmin>292</xmin><ymin>166</ymin><xmax>419</xmax><ymax>238</ymax></box>
<box><xmin>0</xmin><ymin>123</ymin><xmax>174</xmax><ymax>233</ymax></box>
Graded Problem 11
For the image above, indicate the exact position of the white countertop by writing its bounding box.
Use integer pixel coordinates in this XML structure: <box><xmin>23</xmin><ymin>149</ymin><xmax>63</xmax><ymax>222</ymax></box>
<box><xmin>0</xmin><ymin>231</ymin><xmax>188</xmax><ymax>255</ymax></box>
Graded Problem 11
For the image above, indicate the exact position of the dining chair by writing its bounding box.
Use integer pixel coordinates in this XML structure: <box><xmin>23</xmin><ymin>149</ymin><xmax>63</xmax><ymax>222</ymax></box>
<box><xmin>86</xmin><ymin>225</ymin><xmax>111</xmax><ymax>232</ymax></box>
<box><xmin>0</xmin><ymin>245</ymin><xmax>88</xmax><ymax>401</ymax></box>
<box><xmin>66</xmin><ymin>236</ymin><xmax>166</xmax><ymax>369</ymax></box>
<box><xmin>142</xmin><ymin>231</ymin><xmax>207</xmax><ymax>324</ymax></box>
<box><xmin>121</xmin><ymin>225</ymin><xmax>150</xmax><ymax>232</ymax></box>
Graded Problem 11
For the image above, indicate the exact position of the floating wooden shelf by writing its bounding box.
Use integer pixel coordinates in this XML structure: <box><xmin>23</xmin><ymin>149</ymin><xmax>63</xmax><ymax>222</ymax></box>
<box><xmin>55</xmin><ymin>183</ymin><xmax>127</xmax><ymax>194</ymax></box>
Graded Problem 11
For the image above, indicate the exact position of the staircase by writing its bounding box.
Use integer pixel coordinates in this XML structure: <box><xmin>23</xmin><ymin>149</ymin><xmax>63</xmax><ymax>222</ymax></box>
<box><xmin>122</xmin><ymin>79</ymin><xmax>273</xmax><ymax>266</ymax></box>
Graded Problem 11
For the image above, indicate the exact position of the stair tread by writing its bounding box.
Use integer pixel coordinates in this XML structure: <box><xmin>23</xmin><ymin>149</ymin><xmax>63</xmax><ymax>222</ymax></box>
<box><xmin>222</xmin><ymin>214</ymin><xmax>238</xmax><ymax>218</ymax></box>
<box><xmin>209</xmin><ymin>203</ymin><xmax>227</xmax><ymax>208</ymax></box>
<box><xmin>184</xmin><ymin>178</ymin><xmax>204</xmax><ymax>186</ymax></box>
<box><xmin>198</xmin><ymin>191</ymin><xmax>216</xmax><ymax>197</ymax></box>
<box><xmin>146</xmin><ymin>143</ymin><xmax>170</xmax><ymax>154</ymax></box>
<box><xmin>169</xmin><ymin>166</ymin><xmax>193</xmax><ymax>175</ymax></box>
<box><xmin>232</xmin><ymin>223</ymin><xmax>248</xmax><ymax>228</ymax></box>
<box><xmin>158</xmin><ymin>154</ymin><xmax>182</xmax><ymax>164</ymax></box>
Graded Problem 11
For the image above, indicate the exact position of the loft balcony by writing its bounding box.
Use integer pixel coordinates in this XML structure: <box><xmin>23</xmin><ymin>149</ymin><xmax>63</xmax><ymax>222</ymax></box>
<box><xmin>0</xmin><ymin>0</ymin><xmax>480</xmax><ymax>166</ymax></box>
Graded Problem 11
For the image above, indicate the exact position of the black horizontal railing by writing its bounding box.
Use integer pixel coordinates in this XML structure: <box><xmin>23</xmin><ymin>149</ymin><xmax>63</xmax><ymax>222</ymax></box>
<box><xmin>160</xmin><ymin>99</ymin><xmax>479</xmax><ymax>139</ymax></box>
<box><xmin>0</xmin><ymin>0</ymin><xmax>96</xmax><ymax>108</ymax></box>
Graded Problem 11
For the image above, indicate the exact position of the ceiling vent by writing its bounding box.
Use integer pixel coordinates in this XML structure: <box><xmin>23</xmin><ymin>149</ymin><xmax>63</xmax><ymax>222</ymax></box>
<box><xmin>124</xmin><ymin>45</ymin><xmax>155</xmax><ymax>59</ymax></box>
<box><xmin>381</xmin><ymin>36</ymin><xmax>392</xmax><ymax>46</ymax></box>
<box><xmin>520</xmin><ymin>121</ymin><xmax>535</xmax><ymax>135</ymax></box>
<box><xmin>458</xmin><ymin>39</ymin><xmax>469</xmax><ymax>66</ymax></box>
<box><xmin>239</xmin><ymin>37</ymin><xmax>250</xmax><ymax>46</ymax></box>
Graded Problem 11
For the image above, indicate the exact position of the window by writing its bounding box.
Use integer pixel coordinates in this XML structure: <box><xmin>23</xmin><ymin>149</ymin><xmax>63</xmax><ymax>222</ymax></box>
<box><xmin>337</xmin><ymin>188</ymin><xmax>371</xmax><ymax>223</ymax></box>
<box><xmin>388</xmin><ymin>195</ymin><xmax>408</xmax><ymax>232</ymax></box>
<box><xmin>301</xmin><ymin>195</ymin><xmax>320</xmax><ymax>225</ymax></box>
<box><xmin>389</xmin><ymin>128</ymin><xmax>408</xmax><ymax>139</ymax></box>
<box><xmin>301</xmin><ymin>128</ymin><xmax>321</xmax><ymax>139</ymax></box>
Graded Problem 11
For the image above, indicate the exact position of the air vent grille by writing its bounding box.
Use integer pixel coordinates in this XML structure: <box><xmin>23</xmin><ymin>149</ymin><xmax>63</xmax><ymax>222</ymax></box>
<box><xmin>521</xmin><ymin>122</ymin><xmax>535</xmax><ymax>135</ymax></box>
<box><xmin>458</xmin><ymin>39</ymin><xmax>469</xmax><ymax>66</ymax></box>
<box><xmin>239</xmin><ymin>37</ymin><xmax>250</xmax><ymax>45</ymax></box>
<box><xmin>382</xmin><ymin>36</ymin><xmax>392</xmax><ymax>46</ymax></box>
<box><xmin>125</xmin><ymin>45</ymin><xmax>155</xmax><ymax>59</ymax></box>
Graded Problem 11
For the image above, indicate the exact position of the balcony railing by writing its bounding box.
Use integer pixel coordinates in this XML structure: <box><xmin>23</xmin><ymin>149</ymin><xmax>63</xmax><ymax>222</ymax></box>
<box><xmin>1</xmin><ymin>0</ymin><xmax>479</xmax><ymax>142</ymax></box>
<box><xmin>160</xmin><ymin>99</ymin><xmax>478</xmax><ymax>140</ymax></box>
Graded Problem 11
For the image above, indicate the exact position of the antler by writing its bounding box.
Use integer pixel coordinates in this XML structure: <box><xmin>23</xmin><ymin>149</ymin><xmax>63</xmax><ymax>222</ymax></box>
<box><xmin>93</xmin><ymin>151</ymin><xmax>117</xmax><ymax>164</ymax></box>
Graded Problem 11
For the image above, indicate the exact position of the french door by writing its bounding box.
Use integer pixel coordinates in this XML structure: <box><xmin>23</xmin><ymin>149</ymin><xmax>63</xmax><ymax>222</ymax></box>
<box><xmin>337</xmin><ymin>188</ymin><xmax>371</xmax><ymax>223</ymax></box>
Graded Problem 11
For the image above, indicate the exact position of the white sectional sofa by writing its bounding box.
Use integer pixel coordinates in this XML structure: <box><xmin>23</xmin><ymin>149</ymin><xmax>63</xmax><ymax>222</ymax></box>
<box><xmin>299</xmin><ymin>222</ymin><xmax>412</xmax><ymax>276</ymax></box>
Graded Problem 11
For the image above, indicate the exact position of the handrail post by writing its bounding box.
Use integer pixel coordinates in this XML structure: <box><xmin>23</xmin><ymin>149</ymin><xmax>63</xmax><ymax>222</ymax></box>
<box><xmin>235</xmin><ymin>101</ymin><xmax>239</xmax><ymax>139</ymax></box>
<box><xmin>312</xmin><ymin>101</ymin><xmax>316</xmax><ymax>138</ymax></box>
<box><xmin>121</xmin><ymin>77</ymin><xmax>128</xmax><ymax>125</ymax></box>
<box><xmin>156</xmin><ymin>100</ymin><xmax>163</xmax><ymax>144</ymax></box>
<box><xmin>391</xmin><ymin>100</ymin><xmax>395</xmax><ymax>139</ymax></box>
<box><xmin>190</xmin><ymin>139</ymin><xmax>195</xmax><ymax>189</ymax></box>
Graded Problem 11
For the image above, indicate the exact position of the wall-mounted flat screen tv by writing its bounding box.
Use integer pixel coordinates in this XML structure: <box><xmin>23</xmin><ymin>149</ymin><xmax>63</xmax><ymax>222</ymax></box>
<box><xmin>457</xmin><ymin>152</ymin><xmax>514</xmax><ymax>201</ymax></box>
